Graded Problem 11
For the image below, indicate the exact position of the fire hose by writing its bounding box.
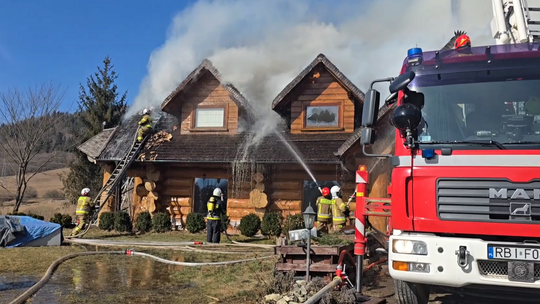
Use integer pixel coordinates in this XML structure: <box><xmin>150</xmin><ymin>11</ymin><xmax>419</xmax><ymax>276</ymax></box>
<box><xmin>8</xmin><ymin>249</ymin><xmax>275</xmax><ymax>304</ymax></box>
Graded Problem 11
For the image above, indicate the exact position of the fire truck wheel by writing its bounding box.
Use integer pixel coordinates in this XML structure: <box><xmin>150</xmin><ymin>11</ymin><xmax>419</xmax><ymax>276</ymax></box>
<box><xmin>394</xmin><ymin>279</ymin><xmax>430</xmax><ymax>304</ymax></box>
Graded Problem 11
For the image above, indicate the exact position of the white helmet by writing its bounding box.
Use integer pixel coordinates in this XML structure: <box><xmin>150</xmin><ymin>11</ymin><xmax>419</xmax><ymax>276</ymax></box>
<box><xmin>213</xmin><ymin>188</ymin><xmax>222</xmax><ymax>197</ymax></box>
<box><xmin>142</xmin><ymin>108</ymin><xmax>150</xmax><ymax>115</ymax></box>
<box><xmin>81</xmin><ymin>188</ymin><xmax>90</xmax><ymax>196</ymax></box>
<box><xmin>330</xmin><ymin>186</ymin><xmax>341</xmax><ymax>198</ymax></box>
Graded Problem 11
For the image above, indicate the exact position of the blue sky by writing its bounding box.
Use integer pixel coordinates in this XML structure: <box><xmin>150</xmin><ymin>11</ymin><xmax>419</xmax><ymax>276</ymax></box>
<box><xmin>0</xmin><ymin>0</ymin><xmax>196</xmax><ymax>112</ymax></box>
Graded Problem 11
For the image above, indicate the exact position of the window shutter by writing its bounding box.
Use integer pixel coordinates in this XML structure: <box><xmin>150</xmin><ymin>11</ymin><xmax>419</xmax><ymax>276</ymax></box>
<box><xmin>195</xmin><ymin>108</ymin><xmax>225</xmax><ymax>128</ymax></box>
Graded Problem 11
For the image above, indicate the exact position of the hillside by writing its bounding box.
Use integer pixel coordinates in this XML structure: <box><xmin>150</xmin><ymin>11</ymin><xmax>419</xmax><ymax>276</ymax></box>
<box><xmin>0</xmin><ymin>111</ymin><xmax>82</xmax><ymax>175</ymax></box>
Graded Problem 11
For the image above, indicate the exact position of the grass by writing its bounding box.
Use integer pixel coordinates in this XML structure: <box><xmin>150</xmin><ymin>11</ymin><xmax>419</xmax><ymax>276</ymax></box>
<box><xmin>2</xmin><ymin>232</ymin><xmax>277</xmax><ymax>304</ymax></box>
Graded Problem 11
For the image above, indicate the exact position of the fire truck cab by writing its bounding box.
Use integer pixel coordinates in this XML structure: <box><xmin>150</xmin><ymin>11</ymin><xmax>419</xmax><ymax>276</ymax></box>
<box><xmin>358</xmin><ymin>42</ymin><xmax>540</xmax><ymax>303</ymax></box>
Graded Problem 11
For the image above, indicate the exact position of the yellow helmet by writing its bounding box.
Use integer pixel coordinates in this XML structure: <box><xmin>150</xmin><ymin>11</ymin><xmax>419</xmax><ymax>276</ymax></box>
<box><xmin>524</xmin><ymin>96</ymin><xmax>540</xmax><ymax>115</ymax></box>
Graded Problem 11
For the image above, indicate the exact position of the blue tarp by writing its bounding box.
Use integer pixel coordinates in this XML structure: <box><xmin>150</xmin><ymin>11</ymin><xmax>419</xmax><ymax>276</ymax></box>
<box><xmin>1</xmin><ymin>216</ymin><xmax>61</xmax><ymax>248</ymax></box>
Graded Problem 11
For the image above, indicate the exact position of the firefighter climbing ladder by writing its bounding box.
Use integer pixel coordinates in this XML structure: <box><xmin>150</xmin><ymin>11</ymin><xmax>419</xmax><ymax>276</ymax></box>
<box><xmin>90</xmin><ymin>134</ymin><xmax>148</xmax><ymax>220</ymax></box>
<box><xmin>66</xmin><ymin>115</ymin><xmax>163</xmax><ymax>238</ymax></box>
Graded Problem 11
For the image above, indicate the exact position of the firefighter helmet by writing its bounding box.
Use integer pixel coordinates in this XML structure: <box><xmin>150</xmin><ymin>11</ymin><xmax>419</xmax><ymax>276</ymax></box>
<box><xmin>81</xmin><ymin>188</ymin><xmax>90</xmax><ymax>196</ymax></box>
<box><xmin>321</xmin><ymin>187</ymin><xmax>330</xmax><ymax>196</ymax></box>
<box><xmin>213</xmin><ymin>188</ymin><xmax>222</xmax><ymax>197</ymax></box>
<box><xmin>454</xmin><ymin>34</ymin><xmax>471</xmax><ymax>49</ymax></box>
<box><xmin>143</xmin><ymin>108</ymin><xmax>151</xmax><ymax>115</ymax></box>
<box><xmin>330</xmin><ymin>185</ymin><xmax>341</xmax><ymax>197</ymax></box>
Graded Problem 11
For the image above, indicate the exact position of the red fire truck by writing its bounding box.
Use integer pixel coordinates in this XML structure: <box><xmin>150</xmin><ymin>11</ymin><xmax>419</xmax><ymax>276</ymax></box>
<box><xmin>355</xmin><ymin>40</ymin><xmax>540</xmax><ymax>303</ymax></box>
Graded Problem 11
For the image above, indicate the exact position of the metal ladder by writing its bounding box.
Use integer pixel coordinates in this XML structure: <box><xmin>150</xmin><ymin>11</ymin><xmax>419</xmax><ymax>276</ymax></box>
<box><xmin>522</xmin><ymin>0</ymin><xmax>540</xmax><ymax>42</ymax></box>
<box><xmin>90</xmin><ymin>135</ymin><xmax>148</xmax><ymax>222</ymax></box>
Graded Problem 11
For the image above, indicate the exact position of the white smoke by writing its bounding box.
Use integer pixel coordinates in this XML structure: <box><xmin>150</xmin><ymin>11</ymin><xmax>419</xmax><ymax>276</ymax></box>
<box><xmin>127</xmin><ymin>0</ymin><xmax>493</xmax><ymax>141</ymax></box>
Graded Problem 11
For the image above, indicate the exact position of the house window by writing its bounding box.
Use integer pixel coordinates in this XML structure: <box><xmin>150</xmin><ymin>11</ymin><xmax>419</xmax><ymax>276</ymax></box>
<box><xmin>305</xmin><ymin>105</ymin><xmax>340</xmax><ymax>128</ymax></box>
<box><xmin>195</xmin><ymin>107</ymin><xmax>225</xmax><ymax>128</ymax></box>
<box><xmin>302</xmin><ymin>180</ymin><xmax>340</xmax><ymax>211</ymax></box>
<box><xmin>193</xmin><ymin>177</ymin><xmax>228</xmax><ymax>214</ymax></box>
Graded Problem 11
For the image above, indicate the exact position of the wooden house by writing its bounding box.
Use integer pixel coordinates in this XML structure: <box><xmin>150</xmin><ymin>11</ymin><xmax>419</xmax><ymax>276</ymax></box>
<box><xmin>77</xmin><ymin>54</ymin><xmax>394</xmax><ymax>231</ymax></box>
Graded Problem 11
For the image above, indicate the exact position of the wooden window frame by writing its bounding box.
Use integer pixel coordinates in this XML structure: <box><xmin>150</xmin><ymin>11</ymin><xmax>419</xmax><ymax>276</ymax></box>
<box><xmin>301</xmin><ymin>101</ymin><xmax>344</xmax><ymax>131</ymax></box>
<box><xmin>190</xmin><ymin>104</ymin><xmax>229</xmax><ymax>132</ymax></box>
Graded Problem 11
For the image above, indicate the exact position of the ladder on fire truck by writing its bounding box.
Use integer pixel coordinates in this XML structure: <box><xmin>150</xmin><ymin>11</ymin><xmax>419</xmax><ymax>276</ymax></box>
<box><xmin>491</xmin><ymin>0</ymin><xmax>540</xmax><ymax>44</ymax></box>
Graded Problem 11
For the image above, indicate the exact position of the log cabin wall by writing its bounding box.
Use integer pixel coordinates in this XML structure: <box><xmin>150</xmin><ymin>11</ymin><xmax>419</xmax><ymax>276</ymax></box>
<box><xmin>289</xmin><ymin>64</ymin><xmax>355</xmax><ymax>134</ymax></box>
<box><xmin>179</xmin><ymin>71</ymin><xmax>239</xmax><ymax>135</ymax></box>
<box><xmin>97</xmin><ymin>163</ymin><xmax>116</xmax><ymax>221</ymax></box>
<box><xmin>267</xmin><ymin>164</ymin><xmax>356</xmax><ymax>217</ymax></box>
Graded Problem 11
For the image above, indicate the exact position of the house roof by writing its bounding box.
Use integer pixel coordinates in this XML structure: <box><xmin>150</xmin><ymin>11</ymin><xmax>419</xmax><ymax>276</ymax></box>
<box><xmin>86</xmin><ymin>111</ymin><xmax>346</xmax><ymax>164</ymax></box>
<box><xmin>77</xmin><ymin>127</ymin><xmax>117</xmax><ymax>159</ymax></box>
<box><xmin>160</xmin><ymin>59</ymin><xmax>250</xmax><ymax>112</ymax></box>
<box><xmin>146</xmin><ymin>132</ymin><xmax>349</xmax><ymax>163</ymax></box>
<box><xmin>334</xmin><ymin>103</ymin><xmax>396</xmax><ymax>157</ymax></box>
<box><xmin>272</xmin><ymin>53</ymin><xmax>365</xmax><ymax>111</ymax></box>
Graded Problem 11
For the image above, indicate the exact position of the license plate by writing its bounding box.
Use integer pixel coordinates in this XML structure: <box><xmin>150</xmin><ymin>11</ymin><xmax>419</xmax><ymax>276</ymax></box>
<box><xmin>488</xmin><ymin>245</ymin><xmax>540</xmax><ymax>261</ymax></box>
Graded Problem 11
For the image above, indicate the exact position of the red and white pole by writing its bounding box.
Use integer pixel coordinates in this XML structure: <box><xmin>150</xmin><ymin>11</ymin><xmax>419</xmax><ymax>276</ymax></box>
<box><xmin>354</xmin><ymin>165</ymin><xmax>368</xmax><ymax>293</ymax></box>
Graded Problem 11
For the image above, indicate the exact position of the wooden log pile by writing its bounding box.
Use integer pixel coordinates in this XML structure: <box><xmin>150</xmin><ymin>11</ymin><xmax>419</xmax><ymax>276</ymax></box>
<box><xmin>138</xmin><ymin>131</ymin><xmax>173</xmax><ymax>161</ymax></box>
<box><xmin>135</xmin><ymin>164</ymin><xmax>164</xmax><ymax>215</ymax></box>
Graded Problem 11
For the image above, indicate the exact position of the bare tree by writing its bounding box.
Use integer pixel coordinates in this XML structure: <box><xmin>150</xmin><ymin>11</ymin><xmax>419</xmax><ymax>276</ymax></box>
<box><xmin>0</xmin><ymin>83</ymin><xmax>65</xmax><ymax>212</ymax></box>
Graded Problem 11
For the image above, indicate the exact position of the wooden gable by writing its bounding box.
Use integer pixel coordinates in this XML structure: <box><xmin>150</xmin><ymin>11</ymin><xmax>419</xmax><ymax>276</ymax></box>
<box><xmin>161</xmin><ymin>59</ymin><xmax>250</xmax><ymax>135</ymax></box>
<box><xmin>272</xmin><ymin>54</ymin><xmax>364</xmax><ymax>134</ymax></box>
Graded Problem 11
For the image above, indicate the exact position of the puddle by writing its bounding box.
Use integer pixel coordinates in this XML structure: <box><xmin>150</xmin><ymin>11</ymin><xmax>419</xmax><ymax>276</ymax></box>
<box><xmin>0</xmin><ymin>254</ymin><xmax>197</xmax><ymax>304</ymax></box>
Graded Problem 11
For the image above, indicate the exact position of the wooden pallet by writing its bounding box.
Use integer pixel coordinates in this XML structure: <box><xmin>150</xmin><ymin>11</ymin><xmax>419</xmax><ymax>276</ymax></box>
<box><xmin>274</xmin><ymin>244</ymin><xmax>355</xmax><ymax>282</ymax></box>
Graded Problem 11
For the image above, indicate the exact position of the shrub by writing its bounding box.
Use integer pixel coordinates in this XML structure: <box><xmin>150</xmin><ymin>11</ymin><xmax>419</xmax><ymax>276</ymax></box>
<box><xmin>114</xmin><ymin>211</ymin><xmax>132</xmax><ymax>233</ymax></box>
<box><xmin>24</xmin><ymin>187</ymin><xmax>38</xmax><ymax>199</ymax></box>
<box><xmin>261</xmin><ymin>212</ymin><xmax>283</xmax><ymax>238</ymax></box>
<box><xmin>135</xmin><ymin>211</ymin><xmax>152</xmax><ymax>233</ymax></box>
<box><xmin>44</xmin><ymin>190</ymin><xmax>65</xmax><ymax>200</ymax></box>
<box><xmin>62</xmin><ymin>214</ymin><xmax>74</xmax><ymax>227</ymax></box>
<box><xmin>186</xmin><ymin>213</ymin><xmax>205</xmax><ymax>233</ymax></box>
<box><xmin>220</xmin><ymin>214</ymin><xmax>230</xmax><ymax>232</ymax></box>
<box><xmin>27</xmin><ymin>213</ymin><xmax>44</xmax><ymax>220</ymax></box>
<box><xmin>238</xmin><ymin>213</ymin><xmax>261</xmax><ymax>237</ymax></box>
<box><xmin>152</xmin><ymin>212</ymin><xmax>172</xmax><ymax>233</ymax></box>
<box><xmin>98</xmin><ymin>212</ymin><xmax>114</xmax><ymax>231</ymax></box>
<box><xmin>50</xmin><ymin>213</ymin><xmax>73</xmax><ymax>228</ymax></box>
<box><xmin>282</xmin><ymin>214</ymin><xmax>304</xmax><ymax>236</ymax></box>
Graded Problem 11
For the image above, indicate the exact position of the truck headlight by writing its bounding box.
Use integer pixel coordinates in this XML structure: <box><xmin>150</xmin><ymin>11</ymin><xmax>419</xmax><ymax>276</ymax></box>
<box><xmin>392</xmin><ymin>239</ymin><xmax>428</xmax><ymax>255</ymax></box>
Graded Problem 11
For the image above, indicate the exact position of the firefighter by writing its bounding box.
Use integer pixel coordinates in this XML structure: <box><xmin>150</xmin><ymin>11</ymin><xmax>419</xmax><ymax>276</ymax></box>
<box><xmin>331</xmin><ymin>185</ymin><xmax>348</xmax><ymax>233</ymax></box>
<box><xmin>70</xmin><ymin>188</ymin><xmax>95</xmax><ymax>236</ymax></box>
<box><xmin>206</xmin><ymin>187</ymin><xmax>224</xmax><ymax>244</ymax></box>
<box><xmin>315</xmin><ymin>187</ymin><xmax>333</xmax><ymax>234</ymax></box>
<box><xmin>137</xmin><ymin>108</ymin><xmax>153</xmax><ymax>142</ymax></box>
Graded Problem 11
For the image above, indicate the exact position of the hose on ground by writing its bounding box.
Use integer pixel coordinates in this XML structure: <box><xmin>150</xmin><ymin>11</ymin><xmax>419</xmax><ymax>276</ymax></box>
<box><xmin>8</xmin><ymin>251</ymin><xmax>125</xmax><ymax>304</ymax></box>
<box><xmin>9</xmin><ymin>249</ymin><xmax>276</xmax><ymax>304</ymax></box>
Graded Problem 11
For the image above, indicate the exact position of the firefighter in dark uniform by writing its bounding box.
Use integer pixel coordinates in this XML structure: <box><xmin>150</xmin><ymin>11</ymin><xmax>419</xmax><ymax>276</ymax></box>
<box><xmin>206</xmin><ymin>187</ymin><xmax>224</xmax><ymax>244</ymax></box>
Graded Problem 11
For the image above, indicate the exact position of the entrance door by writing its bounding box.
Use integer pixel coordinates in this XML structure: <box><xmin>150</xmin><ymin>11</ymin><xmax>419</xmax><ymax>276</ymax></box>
<box><xmin>193</xmin><ymin>177</ymin><xmax>229</xmax><ymax>214</ymax></box>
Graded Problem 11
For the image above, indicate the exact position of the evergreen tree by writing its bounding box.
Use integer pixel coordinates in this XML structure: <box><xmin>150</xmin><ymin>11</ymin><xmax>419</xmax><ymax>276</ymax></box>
<box><xmin>62</xmin><ymin>56</ymin><xmax>127</xmax><ymax>203</ymax></box>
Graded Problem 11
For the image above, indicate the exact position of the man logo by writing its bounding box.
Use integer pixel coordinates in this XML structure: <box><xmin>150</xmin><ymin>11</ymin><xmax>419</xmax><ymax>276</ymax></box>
<box><xmin>509</xmin><ymin>202</ymin><xmax>532</xmax><ymax>220</ymax></box>
<box><xmin>489</xmin><ymin>188</ymin><xmax>540</xmax><ymax>200</ymax></box>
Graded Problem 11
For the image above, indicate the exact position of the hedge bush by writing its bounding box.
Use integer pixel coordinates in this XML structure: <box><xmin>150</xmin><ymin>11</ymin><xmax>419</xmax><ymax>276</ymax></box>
<box><xmin>186</xmin><ymin>213</ymin><xmax>205</xmax><ymax>233</ymax></box>
<box><xmin>152</xmin><ymin>212</ymin><xmax>172</xmax><ymax>233</ymax></box>
<box><xmin>261</xmin><ymin>212</ymin><xmax>283</xmax><ymax>237</ymax></box>
<box><xmin>98</xmin><ymin>212</ymin><xmax>115</xmax><ymax>231</ymax></box>
<box><xmin>135</xmin><ymin>211</ymin><xmax>152</xmax><ymax>233</ymax></box>
<box><xmin>114</xmin><ymin>211</ymin><xmax>132</xmax><ymax>233</ymax></box>
<box><xmin>50</xmin><ymin>213</ymin><xmax>73</xmax><ymax>228</ymax></box>
<box><xmin>238</xmin><ymin>213</ymin><xmax>261</xmax><ymax>237</ymax></box>
<box><xmin>220</xmin><ymin>214</ymin><xmax>230</xmax><ymax>232</ymax></box>
<box><xmin>282</xmin><ymin>214</ymin><xmax>304</xmax><ymax>236</ymax></box>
